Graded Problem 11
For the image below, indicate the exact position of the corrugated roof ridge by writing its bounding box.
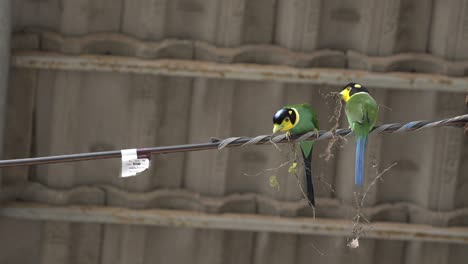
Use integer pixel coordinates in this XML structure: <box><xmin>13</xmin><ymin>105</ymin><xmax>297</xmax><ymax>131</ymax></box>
<box><xmin>16</xmin><ymin>182</ymin><xmax>468</xmax><ymax>226</ymax></box>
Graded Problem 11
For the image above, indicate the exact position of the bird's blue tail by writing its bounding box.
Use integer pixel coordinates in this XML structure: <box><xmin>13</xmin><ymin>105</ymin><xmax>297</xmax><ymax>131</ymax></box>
<box><xmin>355</xmin><ymin>136</ymin><xmax>368</xmax><ymax>186</ymax></box>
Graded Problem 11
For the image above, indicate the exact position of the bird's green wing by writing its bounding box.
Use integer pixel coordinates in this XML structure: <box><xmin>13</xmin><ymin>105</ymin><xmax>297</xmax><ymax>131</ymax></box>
<box><xmin>345</xmin><ymin>94</ymin><xmax>378</xmax><ymax>136</ymax></box>
<box><xmin>303</xmin><ymin>104</ymin><xmax>319</xmax><ymax>131</ymax></box>
<box><xmin>292</xmin><ymin>104</ymin><xmax>319</xmax><ymax>158</ymax></box>
<box><xmin>289</xmin><ymin>104</ymin><xmax>319</xmax><ymax>131</ymax></box>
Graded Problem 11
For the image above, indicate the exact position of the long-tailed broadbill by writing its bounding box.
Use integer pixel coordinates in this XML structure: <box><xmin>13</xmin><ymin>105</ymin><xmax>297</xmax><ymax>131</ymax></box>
<box><xmin>273</xmin><ymin>104</ymin><xmax>319</xmax><ymax>206</ymax></box>
<box><xmin>340</xmin><ymin>83</ymin><xmax>379</xmax><ymax>186</ymax></box>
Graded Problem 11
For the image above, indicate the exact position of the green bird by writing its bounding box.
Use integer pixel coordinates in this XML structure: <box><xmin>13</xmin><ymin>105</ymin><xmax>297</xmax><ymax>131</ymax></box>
<box><xmin>273</xmin><ymin>104</ymin><xmax>319</xmax><ymax>206</ymax></box>
<box><xmin>340</xmin><ymin>83</ymin><xmax>378</xmax><ymax>186</ymax></box>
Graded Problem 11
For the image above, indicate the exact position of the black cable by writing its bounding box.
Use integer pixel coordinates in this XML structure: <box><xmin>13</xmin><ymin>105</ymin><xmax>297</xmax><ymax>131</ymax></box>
<box><xmin>0</xmin><ymin>114</ymin><xmax>466</xmax><ymax>168</ymax></box>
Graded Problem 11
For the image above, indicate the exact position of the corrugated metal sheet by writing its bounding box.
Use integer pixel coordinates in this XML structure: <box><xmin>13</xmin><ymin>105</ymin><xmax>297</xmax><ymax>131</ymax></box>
<box><xmin>1</xmin><ymin>0</ymin><xmax>468</xmax><ymax>263</ymax></box>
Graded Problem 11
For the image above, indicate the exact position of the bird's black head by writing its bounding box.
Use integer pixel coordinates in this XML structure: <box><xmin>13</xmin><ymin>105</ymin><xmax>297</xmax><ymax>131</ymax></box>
<box><xmin>340</xmin><ymin>82</ymin><xmax>369</xmax><ymax>102</ymax></box>
<box><xmin>272</xmin><ymin>108</ymin><xmax>298</xmax><ymax>133</ymax></box>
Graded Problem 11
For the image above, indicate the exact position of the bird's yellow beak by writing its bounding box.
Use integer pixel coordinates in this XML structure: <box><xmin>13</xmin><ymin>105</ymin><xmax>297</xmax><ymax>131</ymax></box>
<box><xmin>340</xmin><ymin>88</ymin><xmax>350</xmax><ymax>102</ymax></box>
<box><xmin>273</xmin><ymin>124</ymin><xmax>283</xmax><ymax>133</ymax></box>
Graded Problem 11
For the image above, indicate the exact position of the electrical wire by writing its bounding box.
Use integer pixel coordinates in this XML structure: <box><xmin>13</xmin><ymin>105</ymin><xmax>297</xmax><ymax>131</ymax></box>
<box><xmin>0</xmin><ymin>114</ymin><xmax>466</xmax><ymax>168</ymax></box>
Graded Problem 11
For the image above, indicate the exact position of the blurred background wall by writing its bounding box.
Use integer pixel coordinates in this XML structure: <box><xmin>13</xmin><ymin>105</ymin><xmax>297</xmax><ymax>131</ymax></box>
<box><xmin>0</xmin><ymin>0</ymin><xmax>467</xmax><ymax>263</ymax></box>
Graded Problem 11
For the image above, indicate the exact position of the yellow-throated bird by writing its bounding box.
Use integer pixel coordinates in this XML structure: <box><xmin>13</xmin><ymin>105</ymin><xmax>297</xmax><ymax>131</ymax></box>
<box><xmin>273</xmin><ymin>104</ymin><xmax>319</xmax><ymax>206</ymax></box>
<box><xmin>340</xmin><ymin>83</ymin><xmax>378</xmax><ymax>186</ymax></box>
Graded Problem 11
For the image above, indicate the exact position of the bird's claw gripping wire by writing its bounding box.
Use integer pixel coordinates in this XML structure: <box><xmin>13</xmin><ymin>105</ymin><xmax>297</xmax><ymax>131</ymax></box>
<box><xmin>296</xmin><ymin>128</ymin><xmax>321</xmax><ymax>143</ymax></box>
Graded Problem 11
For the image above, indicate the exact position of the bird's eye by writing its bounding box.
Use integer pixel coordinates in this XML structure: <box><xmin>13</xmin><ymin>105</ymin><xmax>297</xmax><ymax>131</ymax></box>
<box><xmin>285</xmin><ymin>117</ymin><xmax>290</xmax><ymax>122</ymax></box>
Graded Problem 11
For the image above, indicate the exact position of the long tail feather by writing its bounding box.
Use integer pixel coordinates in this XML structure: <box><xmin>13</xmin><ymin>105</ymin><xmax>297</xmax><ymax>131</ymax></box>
<box><xmin>302</xmin><ymin>150</ymin><xmax>315</xmax><ymax>206</ymax></box>
<box><xmin>355</xmin><ymin>136</ymin><xmax>368</xmax><ymax>186</ymax></box>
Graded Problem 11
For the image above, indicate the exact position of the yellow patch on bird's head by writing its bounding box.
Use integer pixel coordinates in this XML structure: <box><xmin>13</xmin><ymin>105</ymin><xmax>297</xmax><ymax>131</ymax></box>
<box><xmin>340</xmin><ymin>82</ymin><xmax>368</xmax><ymax>102</ymax></box>
<box><xmin>272</xmin><ymin>107</ymin><xmax>300</xmax><ymax>133</ymax></box>
<box><xmin>339</xmin><ymin>86</ymin><xmax>352</xmax><ymax>102</ymax></box>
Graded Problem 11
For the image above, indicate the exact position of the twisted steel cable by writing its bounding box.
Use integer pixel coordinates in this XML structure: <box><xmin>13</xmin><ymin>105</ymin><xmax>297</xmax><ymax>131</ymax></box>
<box><xmin>0</xmin><ymin>114</ymin><xmax>466</xmax><ymax>168</ymax></box>
<box><xmin>217</xmin><ymin>114</ymin><xmax>468</xmax><ymax>148</ymax></box>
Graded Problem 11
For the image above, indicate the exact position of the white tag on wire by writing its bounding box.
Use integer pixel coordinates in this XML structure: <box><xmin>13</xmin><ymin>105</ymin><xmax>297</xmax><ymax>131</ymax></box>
<box><xmin>121</xmin><ymin>149</ymin><xmax>150</xmax><ymax>177</ymax></box>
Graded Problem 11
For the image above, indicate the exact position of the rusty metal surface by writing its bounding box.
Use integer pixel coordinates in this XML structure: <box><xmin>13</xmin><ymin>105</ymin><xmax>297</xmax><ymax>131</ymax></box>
<box><xmin>3</xmin><ymin>1</ymin><xmax>468</xmax><ymax>264</ymax></box>
<box><xmin>12</xmin><ymin>51</ymin><xmax>468</xmax><ymax>93</ymax></box>
<box><xmin>2</xmin><ymin>202</ymin><xmax>468</xmax><ymax>245</ymax></box>
<box><xmin>0</xmin><ymin>0</ymin><xmax>11</xmax><ymax>191</ymax></box>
